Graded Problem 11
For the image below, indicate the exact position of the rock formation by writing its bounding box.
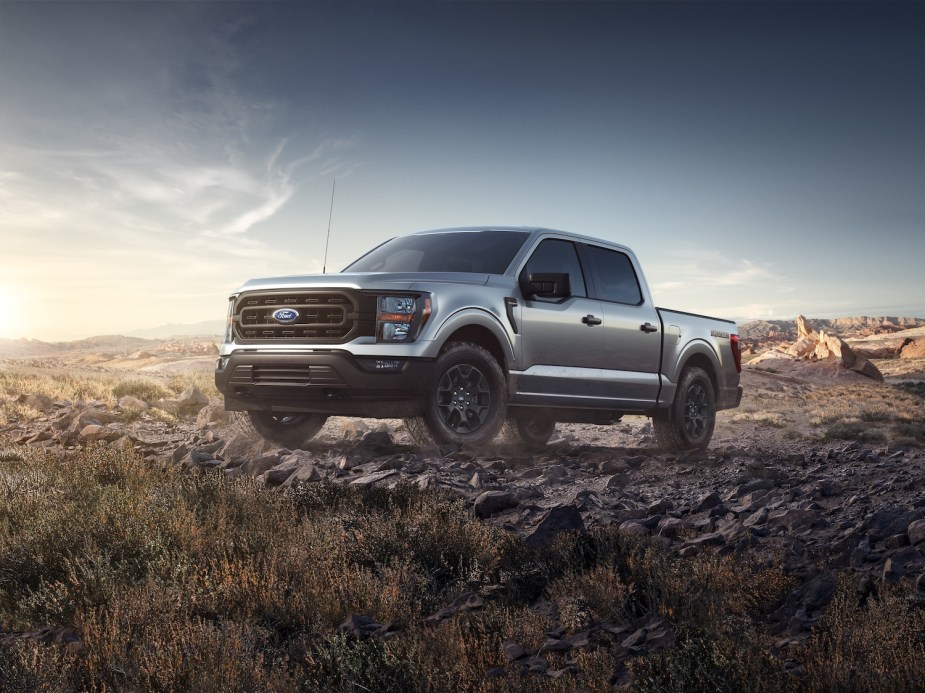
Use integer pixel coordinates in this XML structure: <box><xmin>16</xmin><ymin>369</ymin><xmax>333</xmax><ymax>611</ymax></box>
<box><xmin>781</xmin><ymin>316</ymin><xmax>884</xmax><ymax>381</ymax></box>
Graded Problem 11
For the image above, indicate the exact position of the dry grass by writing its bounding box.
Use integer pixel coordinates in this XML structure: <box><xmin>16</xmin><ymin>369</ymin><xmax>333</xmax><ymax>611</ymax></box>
<box><xmin>0</xmin><ymin>441</ymin><xmax>808</xmax><ymax>692</ymax></box>
<box><xmin>0</xmin><ymin>367</ymin><xmax>218</xmax><ymax>425</ymax></box>
<box><xmin>805</xmin><ymin>382</ymin><xmax>924</xmax><ymax>446</ymax></box>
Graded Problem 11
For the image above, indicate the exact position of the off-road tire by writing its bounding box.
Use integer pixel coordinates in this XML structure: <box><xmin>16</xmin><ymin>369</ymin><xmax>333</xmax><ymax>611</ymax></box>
<box><xmin>652</xmin><ymin>366</ymin><xmax>716</xmax><ymax>451</ymax></box>
<box><xmin>235</xmin><ymin>410</ymin><xmax>328</xmax><ymax>449</ymax></box>
<box><xmin>403</xmin><ymin>416</ymin><xmax>434</xmax><ymax>446</ymax></box>
<box><xmin>503</xmin><ymin>415</ymin><xmax>556</xmax><ymax>452</ymax></box>
<box><xmin>421</xmin><ymin>342</ymin><xmax>507</xmax><ymax>448</ymax></box>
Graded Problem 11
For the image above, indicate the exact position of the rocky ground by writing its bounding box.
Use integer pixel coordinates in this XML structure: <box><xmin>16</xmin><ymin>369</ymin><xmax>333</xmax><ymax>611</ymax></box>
<box><xmin>3</xmin><ymin>340</ymin><xmax>925</xmax><ymax>660</ymax></box>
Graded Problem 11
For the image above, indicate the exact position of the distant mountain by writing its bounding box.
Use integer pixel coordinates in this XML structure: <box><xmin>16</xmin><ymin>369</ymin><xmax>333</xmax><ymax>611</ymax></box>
<box><xmin>739</xmin><ymin>316</ymin><xmax>925</xmax><ymax>342</ymax></box>
<box><xmin>125</xmin><ymin>320</ymin><xmax>225</xmax><ymax>339</ymax></box>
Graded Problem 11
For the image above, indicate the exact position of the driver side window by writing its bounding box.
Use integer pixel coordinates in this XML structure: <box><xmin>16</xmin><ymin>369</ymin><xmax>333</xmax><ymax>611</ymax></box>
<box><xmin>520</xmin><ymin>239</ymin><xmax>587</xmax><ymax>298</ymax></box>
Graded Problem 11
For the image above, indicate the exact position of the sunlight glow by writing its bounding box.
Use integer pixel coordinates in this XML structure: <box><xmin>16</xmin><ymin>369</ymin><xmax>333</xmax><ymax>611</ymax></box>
<box><xmin>0</xmin><ymin>284</ymin><xmax>25</xmax><ymax>339</ymax></box>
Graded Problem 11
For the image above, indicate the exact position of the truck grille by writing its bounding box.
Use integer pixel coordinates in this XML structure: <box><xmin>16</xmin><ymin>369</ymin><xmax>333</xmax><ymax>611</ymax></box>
<box><xmin>229</xmin><ymin>364</ymin><xmax>344</xmax><ymax>387</ymax></box>
<box><xmin>233</xmin><ymin>290</ymin><xmax>375</xmax><ymax>344</ymax></box>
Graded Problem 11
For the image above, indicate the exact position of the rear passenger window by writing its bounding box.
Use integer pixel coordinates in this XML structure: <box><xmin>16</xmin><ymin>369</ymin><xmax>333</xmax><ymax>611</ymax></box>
<box><xmin>585</xmin><ymin>246</ymin><xmax>642</xmax><ymax>305</ymax></box>
<box><xmin>520</xmin><ymin>239</ymin><xmax>587</xmax><ymax>298</ymax></box>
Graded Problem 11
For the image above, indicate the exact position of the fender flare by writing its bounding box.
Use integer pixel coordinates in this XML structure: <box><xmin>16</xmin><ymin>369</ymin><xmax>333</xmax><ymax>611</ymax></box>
<box><xmin>432</xmin><ymin>308</ymin><xmax>517</xmax><ymax>367</ymax></box>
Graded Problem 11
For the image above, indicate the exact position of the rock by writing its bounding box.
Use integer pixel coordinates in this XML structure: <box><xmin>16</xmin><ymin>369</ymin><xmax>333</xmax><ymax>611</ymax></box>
<box><xmin>341</xmin><ymin>419</ymin><xmax>371</xmax><ymax>439</ymax></box>
<box><xmin>338</xmin><ymin>615</ymin><xmax>399</xmax><ymax>640</ymax></box>
<box><xmin>503</xmin><ymin>641</ymin><xmax>528</xmax><ymax>662</ymax></box>
<box><xmin>241</xmin><ymin>451</ymin><xmax>285</xmax><ymax>477</ymax></box>
<box><xmin>693</xmin><ymin>491</ymin><xmax>722</xmax><ymax>513</ymax></box>
<box><xmin>424</xmin><ymin>592</ymin><xmax>484</xmax><ymax>624</ymax></box>
<box><xmin>78</xmin><ymin>424</ymin><xmax>113</xmax><ymax>443</ymax></box>
<box><xmin>882</xmin><ymin>558</ymin><xmax>904</xmax><ymax>585</ymax></box>
<box><xmin>901</xmin><ymin>339</ymin><xmax>925</xmax><ymax>359</ymax></box>
<box><xmin>542</xmin><ymin>464</ymin><xmax>569</xmax><ymax>481</ymax></box>
<box><xmin>599</xmin><ymin>459</ymin><xmax>630</xmax><ymax>474</ymax></box>
<box><xmin>767</xmin><ymin>509</ymin><xmax>826</xmax><ymax>534</ymax></box>
<box><xmin>16</xmin><ymin>394</ymin><xmax>55</xmax><ymax>413</ymax></box>
<box><xmin>219</xmin><ymin>433</ymin><xmax>278</xmax><ymax>467</ymax></box>
<box><xmin>175</xmin><ymin>386</ymin><xmax>209</xmax><ymax>416</ymax></box>
<box><xmin>657</xmin><ymin>516</ymin><xmax>684</xmax><ymax>539</ymax></box>
<box><xmin>618</xmin><ymin>520</ymin><xmax>650</xmax><ymax>537</ymax></box>
<box><xmin>796</xmin><ymin>315</ymin><xmax>817</xmax><ymax>340</ymax></box>
<box><xmin>867</xmin><ymin>508</ymin><xmax>924</xmax><ymax>541</ymax></box>
<box><xmin>349</xmin><ymin>469</ymin><xmax>398</xmax><ymax>487</ymax></box>
<box><xmin>523</xmin><ymin>504</ymin><xmax>586</xmax><ymax>550</ymax></box>
<box><xmin>908</xmin><ymin>519</ymin><xmax>925</xmax><ymax>545</ymax></box>
<box><xmin>343</xmin><ymin>432</ymin><xmax>397</xmax><ymax>468</ymax></box>
<box><xmin>473</xmin><ymin>491</ymin><xmax>519</xmax><ymax>518</ymax></box>
<box><xmin>117</xmin><ymin>396</ymin><xmax>149</xmax><ymax>411</ymax></box>
<box><xmin>743</xmin><ymin>507</ymin><xmax>769</xmax><ymax>527</ymax></box>
<box><xmin>786</xmin><ymin>337</ymin><xmax>817</xmax><ymax>358</ymax></box>
<box><xmin>196</xmin><ymin>403</ymin><xmax>231</xmax><ymax>429</ymax></box>
<box><xmin>263</xmin><ymin>459</ymin><xmax>302</xmax><ymax>486</ymax></box>
<box><xmin>284</xmin><ymin>464</ymin><xmax>322</xmax><ymax>486</ymax></box>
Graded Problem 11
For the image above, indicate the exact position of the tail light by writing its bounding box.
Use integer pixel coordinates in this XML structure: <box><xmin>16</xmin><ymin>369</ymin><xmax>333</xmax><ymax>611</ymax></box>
<box><xmin>730</xmin><ymin>334</ymin><xmax>742</xmax><ymax>373</ymax></box>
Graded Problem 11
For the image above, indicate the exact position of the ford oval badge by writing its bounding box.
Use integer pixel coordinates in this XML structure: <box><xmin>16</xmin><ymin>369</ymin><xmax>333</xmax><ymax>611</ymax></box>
<box><xmin>272</xmin><ymin>308</ymin><xmax>300</xmax><ymax>324</ymax></box>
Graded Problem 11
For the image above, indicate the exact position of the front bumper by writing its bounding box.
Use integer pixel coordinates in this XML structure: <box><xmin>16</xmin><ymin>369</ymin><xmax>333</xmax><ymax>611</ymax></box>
<box><xmin>215</xmin><ymin>350</ymin><xmax>434</xmax><ymax>418</ymax></box>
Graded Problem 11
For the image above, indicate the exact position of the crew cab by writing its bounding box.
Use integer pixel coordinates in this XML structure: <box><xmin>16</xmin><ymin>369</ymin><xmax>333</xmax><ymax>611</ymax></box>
<box><xmin>215</xmin><ymin>227</ymin><xmax>742</xmax><ymax>451</ymax></box>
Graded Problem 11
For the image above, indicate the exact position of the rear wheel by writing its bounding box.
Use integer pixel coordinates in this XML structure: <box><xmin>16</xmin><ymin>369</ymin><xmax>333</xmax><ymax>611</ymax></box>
<box><xmin>235</xmin><ymin>410</ymin><xmax>328</xmax><ymax>449</ymax></box>
<box><xmin>652</xmin><ymin>366</ymin><xmax>716</xmax><ymax>451</ymax></box>
<box><xmin>421</xmin><ymin>342</ymin><xmax>506</xmax><ymax>447</ymax></box>
<box><xmin>503</xmin><ymin>415</ymin><xmax>556</xmax><ymax>452</ymax></box>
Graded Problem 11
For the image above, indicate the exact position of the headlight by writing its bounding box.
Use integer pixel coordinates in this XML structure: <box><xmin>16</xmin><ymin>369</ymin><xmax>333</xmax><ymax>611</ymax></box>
<box><xmin>376</xmin><ymin>294</ymin><xmax>431</xmax><ymax>343</ymax></box>
<box><xmin>224</xmin><ymin>296</ymin><xmax>237</xmax><ymax>344</ymax></box>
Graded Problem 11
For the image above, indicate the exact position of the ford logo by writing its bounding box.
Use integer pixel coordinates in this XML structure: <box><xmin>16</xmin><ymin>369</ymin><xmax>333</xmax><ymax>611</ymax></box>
<box><xmin>272</xmin><ymin>308</ymin><xmax>300</xmax><ymax>324</ymax></box>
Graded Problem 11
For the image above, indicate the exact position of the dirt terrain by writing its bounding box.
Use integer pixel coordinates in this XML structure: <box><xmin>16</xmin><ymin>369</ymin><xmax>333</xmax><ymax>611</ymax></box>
<box><xmin>2</xmin><ymin>319</ymin><xmax>925</xmax><ymax>682</ymax></box>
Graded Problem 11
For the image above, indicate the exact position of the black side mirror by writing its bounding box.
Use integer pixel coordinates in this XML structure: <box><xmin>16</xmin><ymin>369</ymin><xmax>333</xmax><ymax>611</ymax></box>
<box><xmin>522</xmin><ymin>272</ymin><xmax>571</xmax><ymax>298</ymax></box>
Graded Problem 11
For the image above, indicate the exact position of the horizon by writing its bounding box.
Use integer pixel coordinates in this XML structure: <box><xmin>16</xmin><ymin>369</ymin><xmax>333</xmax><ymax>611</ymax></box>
<box><xmin>1</xmin><ymin>1</ymin><xmax>923</xmax><ymax>341</ymax></box>
<box><xmin>5</xmin><ymin>312</ymin><xmax>925</xmax><ymax>346</ymax></box>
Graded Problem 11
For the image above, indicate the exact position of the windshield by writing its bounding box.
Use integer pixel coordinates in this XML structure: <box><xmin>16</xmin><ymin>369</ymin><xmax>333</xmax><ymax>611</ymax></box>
<box><xmin>343</xmin><ymin>230</ymin><xmax>531</xmax><ymax>274</ymax></box>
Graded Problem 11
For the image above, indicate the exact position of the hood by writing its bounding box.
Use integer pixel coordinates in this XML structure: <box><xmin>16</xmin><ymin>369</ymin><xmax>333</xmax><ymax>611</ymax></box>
<box><xmin>234</xmin><ymin>271</ymin><xmax>493</xmax><ymax>294</ymax></box>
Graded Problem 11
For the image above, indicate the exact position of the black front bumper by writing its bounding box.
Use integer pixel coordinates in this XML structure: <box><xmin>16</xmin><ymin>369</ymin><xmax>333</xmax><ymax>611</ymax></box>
<box><xmin>215</xmin><ymin>350</ymin><xmax>434</xmax><ymax>418</ymax></box>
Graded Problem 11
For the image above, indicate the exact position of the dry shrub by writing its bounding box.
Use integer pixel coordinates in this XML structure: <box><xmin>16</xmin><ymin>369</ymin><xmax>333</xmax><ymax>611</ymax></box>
<box><xmin>111</xmin><ymin>378</ymin><xmax>172</xmax><ymax>403</ymax></box>
<box><xmin>800</xmin><ymin>578</ymin><xmax>925</xmax><ymax>691</ymax></box>
<box><xmin>730</xmin><ymin>411</ymin><xmax>789</xmax><ymax>428</ymax></box>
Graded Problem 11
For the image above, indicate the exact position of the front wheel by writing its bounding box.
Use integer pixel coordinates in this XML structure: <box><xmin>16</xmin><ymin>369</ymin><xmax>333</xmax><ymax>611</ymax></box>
<box><xmin>421</xmin><ymin>342</ymin><xmax>507</xmax><ymax>448</ymax></box>
<box><xmin>652</xmin><ymin>366</ymin><xmax>716</xmax><ymax>451</ymax></box>
<box><xmin>235</xmin><ymin>410</ymin><xmax>328</xmax><ymax>449</ymax></box>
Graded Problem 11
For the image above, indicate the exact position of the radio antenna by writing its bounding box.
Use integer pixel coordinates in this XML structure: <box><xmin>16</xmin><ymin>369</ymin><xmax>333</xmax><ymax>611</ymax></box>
<box><xmin>322</xmin><ymin>178</ymin><xmax>336</xmax><ymax>274</ymax></box>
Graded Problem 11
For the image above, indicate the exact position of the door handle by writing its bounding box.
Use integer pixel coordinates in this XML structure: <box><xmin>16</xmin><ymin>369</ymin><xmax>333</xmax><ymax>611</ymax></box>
<box><xmin>582</xmin><ymin>314</ymin><xmax>602</xmax><ymax>326</ymax></box>
<box><xmin>640</xmin><ymin>322</ymin><xmax>658</xmax><ymax>333</ymax></box>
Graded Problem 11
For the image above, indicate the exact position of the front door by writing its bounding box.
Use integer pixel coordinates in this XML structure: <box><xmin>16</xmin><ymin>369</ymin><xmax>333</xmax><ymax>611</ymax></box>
<box><xmin>514</xmin><ymin>238</ymin><xmax>606</xmax><ymax>402</ymax></box>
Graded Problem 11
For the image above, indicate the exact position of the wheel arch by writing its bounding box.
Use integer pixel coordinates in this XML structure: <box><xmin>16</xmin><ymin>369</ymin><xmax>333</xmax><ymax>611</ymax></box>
<box><xmin>675</xmin><ymin>341</ymin><xmax>720</xmax><ymax>394</ymax></box>
<box><xmin>433</xmin><ymin>310</ymin><xmax>513</xmax><ymax>370</ymax></box>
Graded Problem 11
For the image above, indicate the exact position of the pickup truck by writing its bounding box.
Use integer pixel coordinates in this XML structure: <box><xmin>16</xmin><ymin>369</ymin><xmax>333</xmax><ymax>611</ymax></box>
<box><xmin>215</xmin><ymin>227</ymin><xmax>742</xmax><ymax>451</ymax></box>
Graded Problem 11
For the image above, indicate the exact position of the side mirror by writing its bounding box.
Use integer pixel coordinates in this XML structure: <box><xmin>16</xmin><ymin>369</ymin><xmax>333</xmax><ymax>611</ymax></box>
<box><xmin>521</xmin><ymin>272</ymin><xmax>571</xmax><ymax>298</ymax></box>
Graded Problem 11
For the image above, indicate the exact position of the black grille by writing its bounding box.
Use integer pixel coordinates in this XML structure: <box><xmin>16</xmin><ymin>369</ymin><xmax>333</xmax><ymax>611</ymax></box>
<box><xmin>229</xmin><ymin>364</ymin><xmax>344</xmax><ymax>387</ymax></box>
<box><xmin>233</xmin><ymin>290</ymin><xmax>375</xmax><ymax>344</ymax></box>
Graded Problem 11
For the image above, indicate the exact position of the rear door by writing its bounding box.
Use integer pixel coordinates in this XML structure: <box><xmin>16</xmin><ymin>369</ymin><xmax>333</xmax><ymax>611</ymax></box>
<box><xmin>581</xmin><ymin>243</ymin><xmax>662</xmax><ymax>407</ymax></box>
<box><xmin>514</xmin><ymin>238</ymin><xmax>606</xmax><ymax>401</ymax></box>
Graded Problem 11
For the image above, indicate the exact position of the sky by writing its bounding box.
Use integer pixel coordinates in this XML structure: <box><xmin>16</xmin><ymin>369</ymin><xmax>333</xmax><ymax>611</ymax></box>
<box><xmin>0</xmin><ymin>0</ymin><xmax>923</xmax><ymax>341</ymax></box>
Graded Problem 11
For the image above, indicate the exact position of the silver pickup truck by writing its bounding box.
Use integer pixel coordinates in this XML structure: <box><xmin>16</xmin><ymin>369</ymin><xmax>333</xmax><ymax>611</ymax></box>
<box><xmin>215</xmin><ymin>227</ymin><xmax>742</xmax><ymax>451</ymax></box>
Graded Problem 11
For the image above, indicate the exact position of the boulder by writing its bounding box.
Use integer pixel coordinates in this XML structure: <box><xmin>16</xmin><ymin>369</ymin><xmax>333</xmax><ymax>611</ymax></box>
<box><xmin>78</xmin><ymin>424</ymin><xmax>114</xmax><ymax>443</ymax></box>
<box><xmin>343</xmin><ymin>432</ymin><xmax>397</xmax><ymax>467</ymax></box>
<box><xmin>523</xmin><ymin>504</ymin><xmax>586</xmax><ymax>550</ymax></box>
<box><xmin>901</xmin><ymin>340</ymin><xmax>925</xmax><ymax>359</ymax></box>
<box><xmin>786</xmin><ymin>337</ymin><xmax>817</xmax><ymax>358</ymax></box>
<box><xmin>908</xmin><ymin>519</ymin><xmax>925</xmax><ymax>546</ymax></box>
<box><xmin>117</xmin><ymin>396</ymin><xmax>149</xmax><ymax>411</ymax></box>
<box><xmin>196</xmin><ymin>402</ymin><xmax>231</xmax><ymax>429</ymax></box>
<box><xmin>796</xmin><ymin>315</ymin><xmax>818</xmax><ymax>340</ymax></box>
<box><xmin>175</xmin><ymin>386</ymin><xmax>209</xmax><ymax>417</ymax></box>
<box><xmin>473</xmin><ymin>490</ymin><xmax>519</xmax><ymax>518</ymax></box>
<box><xmin>16</xmin><ymin>394</ymin><xmax>54</xmax><ymax>413</ymax></box>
